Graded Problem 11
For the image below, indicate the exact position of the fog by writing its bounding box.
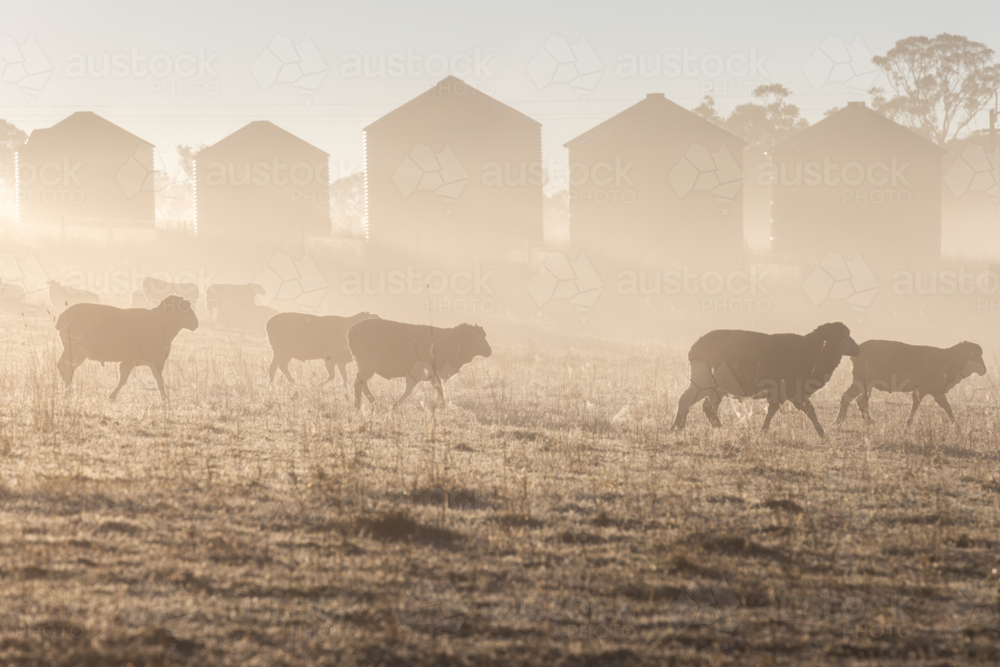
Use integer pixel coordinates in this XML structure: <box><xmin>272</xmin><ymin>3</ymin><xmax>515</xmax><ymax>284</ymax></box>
<box><xmin>2</xmin><ymin>2</ymin><xmax>1000</xmax><ymax>665</ymax></box>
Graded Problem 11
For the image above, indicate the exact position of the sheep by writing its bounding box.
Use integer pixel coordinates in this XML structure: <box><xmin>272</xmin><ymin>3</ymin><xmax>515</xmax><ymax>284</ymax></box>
<box><xmin>266</xmin><ymin>311</ymin><xmax>378</xmax><ymax>391</ymax></box>
<box><xmin>206</xmin><ymin>283</ymin><xmax>265</xmax><ymax>321</ymax></box>
<box><xmin>56</xmin><ymin>295</ymin><xmax>198</xmax><ymax>400</ymax></box>
<box><xmin>142</xmin><ymin>277</ymin><xmax>200</xmax><ymax>305</ymax></box>
<box><xmin>672</xmin><ymin>322</ymin><xmax>861</xmax><ymax>437</ymax></box>
<box><xmin>48</xmin><ymin>281</ymin><xmax>100</xmax><ymax>312</ymax></box>
<box><xmin>348</xmin><ymin>319</ymin><xmax>491</xmax><ymax>408</ymax></box>
<box><xmin>836</xmin><ymin>340</ymin><xmax>986</xmax><ymax>425</ymax></box>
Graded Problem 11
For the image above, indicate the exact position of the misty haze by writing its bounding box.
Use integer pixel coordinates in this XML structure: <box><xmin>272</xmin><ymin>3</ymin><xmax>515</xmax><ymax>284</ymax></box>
<box><xmin>2</xmin><ymin>1</ymin><xmax>1000</xmax><ymax>665</ymax></box>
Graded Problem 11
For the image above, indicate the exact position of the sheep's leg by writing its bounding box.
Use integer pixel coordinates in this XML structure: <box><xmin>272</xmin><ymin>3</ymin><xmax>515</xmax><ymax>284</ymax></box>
<box><xmin>337</xmin><ymin>364</ymin><xmax>350</xmax><ymax>397</ymax></box>
<box><xmin>702</xmin><ymin>391</ymin><xmax>723</xmax><ymax>428</ymax></box>
<box><xmin>353</xmin><ymin>378</ymin><xmax>364</xmax><ymax>408</ymax></box>
<box><xmin>279</xmin><ymin>360</ymin><xmax>294</xmax><ymax>384</ymax></box>
<box><xmin>906</xmin><ymin>391</ymin><xmax>923</xmax><ymax>426</ymax></box>
<box><xmin>932</xmin><ymin>394</ymin><xmax>955</xmax><ymax>422</ymax></box>
<box><xmin>395</xmin><ymin>376</ymin><xmax>418</xmax><ymax>406</ymax></box>
<box><xmin>672</xmin><ymin>383</ymin><xmax>702</xmax><ymax>430</ymax></box>
<box><xmin>761</xmin><ymin>401</ymin><xmax>781</xmax><ymax>432</ymax></box>
<box><xmin>268</xmin><ymin>355</ymin><xmax>281</xmax><ymax>383</ymax></box>
<box><xmin>836</xmin><ymin>381</ymin><xmax>863</xmax><ymax>424</ymax></box>
<box><xmin>58</xmin><ymin>333</ymin><xmax>87</xmax><ymax>388</ymax></box>
<box><xmin>57</xmin><ymin>349</ymin><xmax>77</xmax><ymax>387</ymax></box>
<box><xmin>109</xmin><ymin>362</ymin><xmax>135</xmax><ymax>401</ymax></box>
<box><xmin>354</xmin><ymin>369</ymin><xmax>375</xmax><ymax>408</ymax></box>
<box><xmin>794</xmin><ymin>398</ymin><xmax>825</xmax><ymax>438</ymax></box>
<box><xmin>429</xmin><ymin>373</ymin><xmax>446</xmax><ymax>407</ymax></box>
<box><xmin>857</xmin><ymin>388</ymin><xmax>872</xmax><ymax>421</ymax></box>
<box><xmin>149</xmin><ymin>364</ymin><xmax>167</xmax><ymax>400</ymax></box>
<box><xmin>320</xmin><ymin>360</ymin><xmax>338</xmax><ymax>387</ymax></box>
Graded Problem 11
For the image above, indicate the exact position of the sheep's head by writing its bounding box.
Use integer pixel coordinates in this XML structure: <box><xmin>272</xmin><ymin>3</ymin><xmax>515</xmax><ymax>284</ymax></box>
<box><xmin>459</xmin><ymin>323</ymin><xmax>491</xmax><ymax>359</ymax></box>
<box><xmin>157</xmin><ymin>295</ymin><xmax>199</xmax><ymax>331</ymax></box>
<box><xmin>957</xmin><ymin>341</ymin><xmax>986</xmax><ymax>377</ymax></box>
<box><xmin>812</xmin><ymin>321</ymin><xmax>860</xmax><ymax>357</ymax></box>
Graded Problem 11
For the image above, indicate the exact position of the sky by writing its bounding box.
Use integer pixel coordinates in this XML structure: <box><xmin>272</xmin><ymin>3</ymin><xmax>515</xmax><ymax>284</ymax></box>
<box><xmin>3</xmin><ymin>0</ymin><xmax>999</xmax><ymax>181</ymax></box>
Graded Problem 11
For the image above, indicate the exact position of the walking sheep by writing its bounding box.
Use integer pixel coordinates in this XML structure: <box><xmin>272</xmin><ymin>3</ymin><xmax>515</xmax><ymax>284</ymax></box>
<box><xmin>836</xmin><ymin>340</ymin><xmax>986</xmax><ymax>425</ymax></box>
<box><xmin>673</xmin><ymin>322</ymin><xmax>861</xmax><ymax>437</ymax></box>
<box><xmin>56</xmin><ymin>295</ymin><xmax>198</xmax><ymax>400</ymax></box>
<box><xmin>266</xmin><ymin>311</ymin><xmax>379</xmax><ymax>390</ymax></box>
<box><xmin>348</xmin><ymin>319</ymin><xmax>491</xmax><ymax>408</ymax></box>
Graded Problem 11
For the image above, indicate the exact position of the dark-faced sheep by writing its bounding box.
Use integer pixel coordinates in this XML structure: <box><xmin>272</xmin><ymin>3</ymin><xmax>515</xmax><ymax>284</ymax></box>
<box><xmin>836</xmin><ymin>340</ymin><xmax>986</xmax><ymax>425</ymax></box>
<box><xmin>348</xmin><ymin>319</ymin><xmax>491</xmax><ymax>408</ymax></box>
<box><xmin>266</xmin><ymin>311</ymin><xmax>378</xmax><ymax>391</ymax></box>
<box><xmin>673</xmin><ymin>322</ymin><xmax>861</xmax><ymax>437</ymax></box>
<box><xmin>56</xmin><ymin>295</ymin><xmax>198</xmax><ymax>400</ymax></box>
<box><xmin>48</xmin><ymin>281</ymin><xmax>100</xmax><ymax>311</ymax></box>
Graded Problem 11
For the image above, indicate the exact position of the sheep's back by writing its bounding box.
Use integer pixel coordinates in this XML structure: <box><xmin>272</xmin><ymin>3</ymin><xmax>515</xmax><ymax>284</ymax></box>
<box><xmin>267</xmin><ymin>313</ymin><xmax>351</xmax><ymax>361</ymax></box>
<box><xmin>853</xmin><ymin>340</ymin><xmax>947</xmax><ymax>391</ymax></box>
<box><xmin>58</xmin><ymin>305</ymin><xmax>161</xmax><ymax>362</ymax></box>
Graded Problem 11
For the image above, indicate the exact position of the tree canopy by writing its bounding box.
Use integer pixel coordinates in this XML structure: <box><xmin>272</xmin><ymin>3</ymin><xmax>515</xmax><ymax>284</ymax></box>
<box><xmin>870</xmin><ymin>33</ymin><xmax>1000</xmax><ymax>145</ymax></box>
<box><xmin>694</xmin><ymin>84</ymin><xmax>809</xmax><ymax>150</ymax></box>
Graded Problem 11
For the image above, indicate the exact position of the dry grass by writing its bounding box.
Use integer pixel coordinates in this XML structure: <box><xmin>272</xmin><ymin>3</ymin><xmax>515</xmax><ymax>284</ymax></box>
<box><xmin>1</xmin><ymin>312</ymin><xmax>999</xmax><ymax>666</ymax></box>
